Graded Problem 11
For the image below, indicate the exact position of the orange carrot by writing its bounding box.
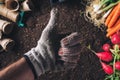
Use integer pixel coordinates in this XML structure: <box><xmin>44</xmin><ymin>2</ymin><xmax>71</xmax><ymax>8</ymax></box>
<box><xmin>107</xmin><ymin>18</ymin><xmax>120</xmax><ymax>32</ymax></box>
<box><xmin>107</xmin><ymin>28</ymin><xmax>111</xmax><ymax>32</ymax></box>
<box><xmin>108</xmin><ymin>3</ymin><xmax>120</xmax><ymax>28</ymax></box>
<box><xmin>107</xmin><ymin>19</ymin><xmax>120</xmax><ymax>37</ymax></box>
<box><xmin>105</xmin><ymin>4</ymin><xmax>118</xmax><ymax>26</ymax></box>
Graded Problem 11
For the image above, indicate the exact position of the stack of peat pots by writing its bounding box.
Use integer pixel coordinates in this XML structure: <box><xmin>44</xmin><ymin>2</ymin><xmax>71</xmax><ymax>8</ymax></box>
<box><xmin>0</xmin><ymin>0</ymin><xmax>34</xmax><ymax>52</ymax></box>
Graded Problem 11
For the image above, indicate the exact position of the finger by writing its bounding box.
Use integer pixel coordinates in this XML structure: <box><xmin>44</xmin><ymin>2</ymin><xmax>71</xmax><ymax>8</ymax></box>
<box><xmin>61</xmin><ymin>32</ymin><xmax>81</xmax><ymax>47</ymax></box>
<box><xmin>40</xmin><ymin>8</ymin><xmax>58</xmax><ymax>41</ymax></box>
<box><xmin>58</xmin><ymin>44</ymin><xmax>81</xmax><ymax>57</ymax></box>
<box><xmin>58</xmin><ymin>46</ymin><xmax>80</xmax><ymax>63</ymax></box>
<box><xmin>60</xmin><ymin>55</ymin><xmax>79</xmax><ymax>63</ymax></box>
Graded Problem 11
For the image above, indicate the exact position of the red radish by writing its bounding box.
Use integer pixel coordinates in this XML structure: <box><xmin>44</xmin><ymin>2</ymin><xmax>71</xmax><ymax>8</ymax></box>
<box><xmin>102</xmin><ymin>43</ymin><xmax>111</xmax><ymax>52</ymax></box>
<box><xmin>101</xmin><ymin>62</ymin><xmax>113</xmax><ymax>75</ymax></box>
<box><xmin>96</xmin><ymin>52</ymin><xmax>113</xmax><ymax>62</ymax></box>
<box><xmin>115</xmin><ymin>61</ymin><xmax>120</xmax><ymax>71</ymax></box>
<box><xmin>111</xmin><ymin>33</ymin><xmax>120</xmax><ymax>44</ymax></box>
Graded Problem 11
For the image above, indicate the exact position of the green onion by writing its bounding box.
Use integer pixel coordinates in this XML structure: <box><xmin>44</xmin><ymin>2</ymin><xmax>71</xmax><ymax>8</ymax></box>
<box><xmin>97</xmin><ymin>0</ymin><xmax>120</xmax><ymax>14</ymax></box>
<box><xmin>93</xmin><ymin>0</ymin><xmax>113</xmax><ymax>12</ymax></box>
<box><xmin>103</xmin><ymin>8</ymin><xmax>112</xmax><ymax>18</ymax></box>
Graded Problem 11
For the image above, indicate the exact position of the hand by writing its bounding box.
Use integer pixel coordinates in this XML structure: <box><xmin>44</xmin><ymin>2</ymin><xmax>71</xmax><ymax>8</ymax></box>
<box><xmin>24</xmin><ymin>8</ymin><xmax>59</xmax><ymax>78</ymax></box>
<box><xmin>59</xmin><ymin>32</ymin><xmax>81</xmax><ymax>69</ymax></box>
<box><xmin>24</xmin><ymin>8</ymin><xmax>58</xmax><ymax>77</ymax></box>
<box><xmin>24</xmin><ymin>8</ymin><xmax>81</xmax><ymax>79</ymax></box>
<box><xmin>35</xmin><ymin>7</ymin><xmax>58</xmax><ymax>71</ymax></box>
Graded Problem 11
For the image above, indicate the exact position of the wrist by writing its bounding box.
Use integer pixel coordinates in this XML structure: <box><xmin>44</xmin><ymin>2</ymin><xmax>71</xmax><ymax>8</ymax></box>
<box><xmin>23</xmin><ymin>55</ymin><xmax>38</xmax><ymax>79</ymax></box>
<box><xmin>24</xmin><ymin>48</ymin><xmax>47</xmax><ymax>79</ymax></box>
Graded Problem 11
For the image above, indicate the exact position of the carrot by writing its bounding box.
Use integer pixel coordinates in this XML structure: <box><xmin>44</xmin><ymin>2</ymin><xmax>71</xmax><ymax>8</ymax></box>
<box><xmin>107</xmin><ymin>19</ymin><xmax>120</xmax><ymax>37</ymax></box>
<box><xmin>107</xmin><ymin>18</ymin><xmax>120</xmax><ymax>32</ymax></box>
<box><xmin>105</xmin><ymin>4</ymin><xmax>118</xmax><ymax>26</ymax></box>
<box><xmin>108</xmin><ymin>3</ymin><xmax>120</xmax><ymax>28</ymax></box>
<box><xmin>107</xmin><ymin>28</ymin><xmax>111</xmax><ymax>32</ymax></box>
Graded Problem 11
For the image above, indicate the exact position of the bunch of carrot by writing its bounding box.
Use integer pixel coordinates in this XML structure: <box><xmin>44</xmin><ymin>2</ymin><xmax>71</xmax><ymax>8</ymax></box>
<box><xmin>105</xmin><ymin>2</ymin><xmax>120</xmax><ymax>37</ymax></box>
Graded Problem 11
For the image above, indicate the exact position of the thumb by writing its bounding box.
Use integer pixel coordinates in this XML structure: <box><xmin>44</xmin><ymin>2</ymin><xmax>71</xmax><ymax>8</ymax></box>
<box><xmin>40</xmin><ymin>8</ymin><xmax>58</xmax><ymax>42</ymax></box>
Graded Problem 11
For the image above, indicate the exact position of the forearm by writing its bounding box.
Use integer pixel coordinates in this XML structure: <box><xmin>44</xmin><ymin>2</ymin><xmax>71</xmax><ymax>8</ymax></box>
<box><xmin>0</xmin><ymin>57</ymin><xmax>34</xmax><ymax>80</ymax></box>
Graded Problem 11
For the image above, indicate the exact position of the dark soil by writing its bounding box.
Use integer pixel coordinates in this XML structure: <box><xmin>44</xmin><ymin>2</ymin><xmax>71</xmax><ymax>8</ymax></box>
<box><xmin>0</xmin><ymin>0</ymin><xmax>110</xmax><ymax>80</ymax></box>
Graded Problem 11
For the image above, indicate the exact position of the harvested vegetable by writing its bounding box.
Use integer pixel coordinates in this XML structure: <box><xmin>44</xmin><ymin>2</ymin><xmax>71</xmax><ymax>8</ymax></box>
<box><xmin>88</xmin><ymin>44</ymin><xmax>120</xmax><ymax>80</ymax></box>
<box><xmin>105</xmin><ymin>2</ymin><xmax>120</xmax><ymax>38</ymax></box>
<box><xmin>105</xmin><ymin>45</ymin><xmax>120</xmax><ymax>80</ymax></box>
<box><xmin>108</xmin><ymin>3</ymin><xmax>120</xmax><ymax>28</ymax></box>
<box><xmin>106</xmin><ymin>19</ymin><xmax>120</xmax><ymax>37</ymax></box>
<box><xmin>111</xmin><ymin>32</ymin><xmax>120</xmax><ymax>44</ymax></box>
<box><xmin>85</xmin><ymin>0</ymin><xmax>105</xmax><ymax>27</ymax></box>
<box><xmin>96</xmin><ymin>52</ymin><xmax>113</xmax><ymax>62</ymax></box>
<box><xmin>115</xmin><ymin>61</ymin><xmax>120</xmax><ymax>70</ymax></box>
<box><xmin>102</xmin><ymin>43</ymin><xmax>111</xmax><ymax>52</ymax></box>
<box><xmin>85</xmin><ymin>0</ymin><xmax>120</xmax><ymax>27</ymax></box>
<box><xmin>101</xmin><ymin>62</ymin><xmax>113</xmax><ymax>75</ymax></box>
<box><xmin>105</xmin><ymin>4</ymin><xmax>118</xmax><ymax>26</ymax></box>
<box><xmin>87</xmin><ymin>45</ymin><xmax>113</xmax><ymax>62</ymax></box>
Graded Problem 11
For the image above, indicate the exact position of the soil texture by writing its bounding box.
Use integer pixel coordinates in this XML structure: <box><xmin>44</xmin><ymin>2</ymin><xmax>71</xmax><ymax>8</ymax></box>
<box><xmin>0</xmin><ymin>0</ymin><xmax>109</xmax><ymax>80</ymax></box>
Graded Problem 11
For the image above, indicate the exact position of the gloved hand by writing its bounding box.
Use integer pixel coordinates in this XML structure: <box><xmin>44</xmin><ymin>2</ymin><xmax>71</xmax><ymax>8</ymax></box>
<box><xmin>24</xmin><ymin>8</ymin><xmax>58</xmax><ymax>79</ymax></box>
<box><xmin>58</xmin><ymin>32</ymin><xmax>81</xmax><ymax>69</ymax></box>
<box><xmin>24</xmin><ymin>8</ymin><xmax>81</xmax><ymax>79</ymax></box>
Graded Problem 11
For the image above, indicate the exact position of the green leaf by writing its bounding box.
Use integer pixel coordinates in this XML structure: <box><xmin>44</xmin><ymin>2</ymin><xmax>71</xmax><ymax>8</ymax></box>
<box><xmin>111</xmin><ymin>77</ymin><xmax>114</xmax><ymax>80</ymax></box>
<box><xmin>110</xmin><ymin>49</ymin><xmax>115</xmax><ymax>54</ymax></box>
<box><xmin>104</xmin><ymin>75</ymin><xmax>113</xmax><ymax>80</ymax></box>
<box><xmin>115</xmin><ymin>76</ymin><xmax>119</xmax><ymax>80</ymax></box>
<box><xmin>116</xmin><ymin>56</ymin><xmax>120</xmax><ymax>60</ymax></box>
<box><xmin>98</xmin><ymin>1</ymin><xmax>120</xmax><ymax>13</ymax></box>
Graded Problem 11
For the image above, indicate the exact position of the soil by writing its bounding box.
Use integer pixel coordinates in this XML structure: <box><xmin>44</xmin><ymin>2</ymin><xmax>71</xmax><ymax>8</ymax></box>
<box><xmin>0</xmin><ymin>0</ymin><xmax>110</xmax><ymax>80</ymax></box>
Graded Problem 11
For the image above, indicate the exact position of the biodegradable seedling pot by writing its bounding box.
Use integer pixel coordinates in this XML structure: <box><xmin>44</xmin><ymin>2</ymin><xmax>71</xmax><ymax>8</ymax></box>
<box><xmin>0</xmin><ymin>30</ymin><xmax>2</xmax><ymax>39</ymax></box>
<box><xmin>0</xmin><ymin>38</ymin><xmax>15</xmax><ymax>51</ymax></box>
<box><xmin>5</xmin><ymin>0</ymin><xmax>19</xmax><ymax>11</ymax></box>
<box><xmin>0</xmin><ymin>19</ymin><xmax>14</xmax><ymax>34</ymax></box>
<box><xmin>0</xmin><ymin>0</ymin><xmax>4</xmax><ymax>3</ymax></box>
<box><xmin>0</xmin><ymin>5</ymin><xmax>20</xmax><ymax>22</ymax></box>
<box><xmin>21</xmin><ymin>0</ymin><xmax>34</xmax><ymax>11</ymax></box>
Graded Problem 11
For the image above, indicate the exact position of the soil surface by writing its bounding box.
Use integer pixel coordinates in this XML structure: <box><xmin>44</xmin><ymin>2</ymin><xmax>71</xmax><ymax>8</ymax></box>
<box><xmin>0</xmin><ymin>0</ymin><xmax>109</xmax><ymax>80</ymax></box>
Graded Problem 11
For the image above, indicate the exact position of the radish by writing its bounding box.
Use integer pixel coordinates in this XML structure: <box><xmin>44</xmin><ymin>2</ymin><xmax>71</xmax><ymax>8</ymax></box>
<box><xmin>102</xmin><ymin>43</ymin><xmax>111</xmax><ymax>52</ymax></box>
<box><xmin>111</xmin><ymin>33</ymin><xmax>120</xmax><ymax>44</ymax></box>
<box><xmin>96</xmin><ymin>52</ymin><xmax>113</xmax><ymax>62</ymax></box>
<box><xmin>115</xmin><ymin>61</ymin><xmax>120</xmax><ymax>71</ymax></box>
<box><xmin>101</xmin><ymin>62</ymin><xmax>113</xmax><ymax>75</ymax></box>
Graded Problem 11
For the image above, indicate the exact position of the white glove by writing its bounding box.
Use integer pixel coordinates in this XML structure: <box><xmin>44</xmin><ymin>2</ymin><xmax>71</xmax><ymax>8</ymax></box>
<box><xmin>24</xmin><ymin>8</ymin><xmax>81</xmax><ymax>79</ymax></box>
<box><xmin>24</xmin><ymin>8</ymin><xmax>58</xmax><ymax>79</ymax></box>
